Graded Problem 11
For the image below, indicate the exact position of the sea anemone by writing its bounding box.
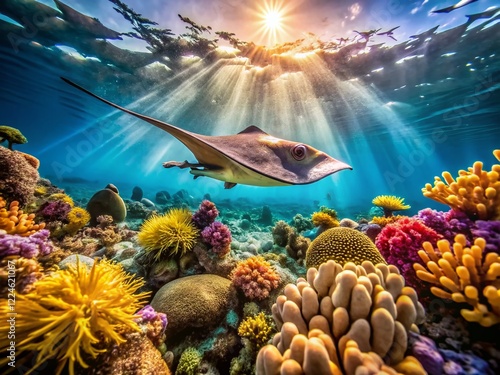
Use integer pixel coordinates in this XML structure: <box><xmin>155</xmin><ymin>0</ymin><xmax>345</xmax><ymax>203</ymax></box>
<box><xmin>372</xmin><ymin>195</ymin><xmax>411</xmax><ymax>217</ymax></box>
<box><xmin>0</xmin><ymin>258</ymin><xmax>149</xmax><ymax>375</ymax></box>
<box><xmin>63</xmin><ymin>207</ymin><xmax>91</xmax><ymax>235</ymax></box>
<box><xmin>311</xmin><ymin>211</ymin><xmax>339</xmax><ymax>234</ymax></box>
<box><xmin>137</xmin><ymin>208</ymin><xmax>199</xmax><ymax>260</ymax></box>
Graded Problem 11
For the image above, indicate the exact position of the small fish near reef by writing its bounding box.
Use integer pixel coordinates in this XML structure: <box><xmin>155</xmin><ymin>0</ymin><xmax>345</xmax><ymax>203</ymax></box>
<box><xmin>62</xmin><ymin>78</ymin><xmax>352</xmax><ymax>189</ymax></box>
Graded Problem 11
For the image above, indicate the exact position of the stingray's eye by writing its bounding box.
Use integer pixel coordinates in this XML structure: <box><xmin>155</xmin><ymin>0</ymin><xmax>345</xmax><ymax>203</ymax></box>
<box><xmin>291</xmin><ymin>144</ymin><xmax>307</xmax><ymax>160</ymax></box>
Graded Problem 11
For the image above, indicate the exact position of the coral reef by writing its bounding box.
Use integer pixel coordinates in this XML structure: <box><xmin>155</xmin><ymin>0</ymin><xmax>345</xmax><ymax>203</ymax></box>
<box><xmin>231</xmin><ymin>256</ymin><xmax>280</xmax><ymax>300</ymax></box>
<box><xmin>0</xmin><ymin>147</ymin><xmax>39</xmax><ymax>206</ymax></box>
<box><xmin>0</xmin><ymin>229</ymin><xmax>53</xmax><ymax>258</ymax></box>
<box><xmin>0</xmin><ymin>258</ymin><xmax>150</xmax><ymax>375</ymax></box>
<box><xmin>422</xmin><ymin>149</ymin><xmax>500</xmax><ymax>220</ymax></box>
<box><xmin>258</xmin><ymin>260</ymin><xmax>426</xmax><ymax>374</ymax></box>
<box><xmin>63</xmin><ymin>206</ymin><xmax>91</xmax><ymax>235</ymax></box>
<box><xmin>238</xmin><ymin>312</ymin><xmax>277</xmax><ymax>350</ymax></box>
<box><xmin>0</xmin><ymin>125</ymin><xmax>27</xmax><ymax>149</ymax></box>
<box><xmin>37</xmin><ymin>200</ymin><xmax>72</xmax><ymax>221</ymax></box>
<box><xmin>272</xmin><ymin>220</ymin><xmax>311</xmax><ymax>261</ymax></box>
<box><xmin>372</xmin><ymin>195</ymin><xmax>411</xmax><ymax>217</ymax></box>
<box><xmin>137</xmin><ymin>208</ymin><xmax>199</xmax><ymax>261</ymax></box>
<box><xmin>305</xmin><ymin>227</ymin><xmax>386</xmax><ymax>269</ymax></box>
<box><xmin>0</xmin><ymin>256</ymin><xmax>43</xmax><ymax>294</ymax></box>
<box><xmin>375</xmin><ymin>217</ymin><xmax>442</xmax><ymax>292</ymax></box>
<box><xmin>0</xmin><ymin>198</ymin><xmax>46</xmax><ymax>236</ymax></box>
<box><xmin>370</xmin><ymin>215</ymin><xmax>404</xmax><ymax>227</ymax></box>
<box><xmin>201</xmin><ymin>221</ymin><xmax>232</xmax><ymax>257</ymax></box>
<box><xmin>192</xmin><ymin>199</ymin><xmax>219</xmax><ymax>229</ymax></box>
<box><xmin>86</xmin><ymin>183</ymin><xmax>127</xmax><ymax>225</ymax></box>
<box><xmin>290</xmin><ymin>213</ymin><xmax>314</xmax><ymax>233</ymax></box>
<box><xmin>471</xmin><ymin>220</ymin><xmax>500</xmax><ymax>254</ymax></box>
<box><xmin>414</xmin><ymin>234</ymin><xmax>500</xmax><ymax>326</ymax></box>
<box><xmin>175</xmin><ymin>347</ymin><xmax>202</xmax><ymax>375</ymax></box>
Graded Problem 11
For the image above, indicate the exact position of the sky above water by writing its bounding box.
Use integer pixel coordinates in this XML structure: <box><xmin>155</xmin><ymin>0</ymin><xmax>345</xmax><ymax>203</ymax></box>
<box><xmin>31</xmin><ymin>0</ymin><xmax>499</xmax><ymax>49</ymax></box>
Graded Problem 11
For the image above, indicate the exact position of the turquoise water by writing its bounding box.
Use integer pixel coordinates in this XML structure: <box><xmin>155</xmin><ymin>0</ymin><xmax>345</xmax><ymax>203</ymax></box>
<box><xmin>1</xmin><ymin>0</ymin><xmax>499</xmax><ymax>217</ymax></box>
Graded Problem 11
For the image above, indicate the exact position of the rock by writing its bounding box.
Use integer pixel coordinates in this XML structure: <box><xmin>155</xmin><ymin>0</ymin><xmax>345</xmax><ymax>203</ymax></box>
<box><xmin>151</xmin><ymin>274</ymin><xmax>238</xmax><ymax>338</ymax></box>
<box><xmin>155</xmin><ymin>191</ymin><xmax>171</xmax><ymax>204</ymax></box>
<box><xmin>239</xmin><ymin>219</ymin><xmax>251</xmax><ymax>230</ymax></box>
<box><xmin>148</xmin><ymin>259</ymin><xmax>179</xmax><ymax>288</ymax></box>
<box><xmin>111</xmin><ymin>242</ymin><xmax>137</xmax><ymax>262</ymax></box>
<box><xmin>86</xmin><ymin>183</ymin><xmax>127</xmax><ymax>225</ymax></box>
<box><xmin>260</xmin><ymin>205</ymin><xmax>273</xmax><ymax>226</ymax></box>
<box><xmin>59</xmin><ymin>254</ymin><xmax>95</xmax><ymax>270</ymax></box>
<box><xmin>140</xmin><ymin>198</ymin><xmax>155</xmax><ymax>208</ymax></box>
<box><xmin>131</xmin><ymin>186</ymin><xmax>143</xmax><ymax>201</ymax></box>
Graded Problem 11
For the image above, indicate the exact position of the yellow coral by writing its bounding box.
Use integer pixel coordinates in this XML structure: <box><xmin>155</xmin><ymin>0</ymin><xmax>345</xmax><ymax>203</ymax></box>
<box><xmin>312</xmin><ymin>211</ymin><xmax>340</xmax><ymax>229</ymax></box>
<box><xmin>422</xmin><ymin>149</ymin><xmax>500</xmax><ymax>220</ymax></box>
<box><xmin>414</xmin><ymin>234</ymin><xmax>500</xmax><ymax>326</ymax></box>
<box><xmin>372</xmin><ymin>195</ymin><xmax>410</xmax><ymax>217</ymax></box>
<box><xmin>63</xmin><ymin>207</ymin><xmax>91</xmax><ymax>235</ymax></box>
<box><xmin>0</xmin><ymin>198</ymin><xmax>45</xmax><ymax>236</ymax></box>
<box><xmin>0</xmin><ymin>258</ymin><xmax>149</xmax><ymax>375</ymax></box>
<box><xmin>137</xmin><ymin>208</ymin><xmax>199</xmax><ymax>260</ymax></box>
<box><xmin>370</xmin><ymin>215</ymin><xmax>405</xmax><ymax>227</ymax></box>
<box><xmin>238</xmin><ymin>312</ymin><xmax>276</xmax><ymax>350</ymax></box>
<box><xmin>305</xmin><ymin>227</ymin><xmax>386</xmax><ymax>268</ymax></box>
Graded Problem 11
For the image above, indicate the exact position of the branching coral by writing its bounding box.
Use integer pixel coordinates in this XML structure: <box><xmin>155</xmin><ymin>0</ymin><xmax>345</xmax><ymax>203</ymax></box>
<box><xmin>414</xmin><ymin>234</ymin><xmax>500</xmax><ymax>327</ymax></box>
<box><xmin>0</xmin><ymin>258</ymin><xmax>150</xmax><ymax>375</ymax></box>
<box><xmin>312</xmin><ymin>212</ymin><xmax>340</xmax><ymax>233</ymax></box>
<box><xmin>231</xmin><ymin>256</ymin><xmax>280</xmax><ymax>300</ymax></box>
<box><xmin>422</xmin><ymin>149</ymin><xmax>500</xmax><ymax>220</ymax></box>
<box><xmin>238</xmin><ymin>312</ymin><xmax>277</xmax><ymax>350</ymax></box>
<box><xmin>0</xmin><ymin>229</ymin><xmax>53</xmax><ymax>258</ymax></box>
<box><xmin>372</xmin><ymin>195</ymin><xmax>410</xmax><ymax>217</ymax></box>
<box><xmin>192</xmin><ymin>199</ymin><xmax>219</xmax><ymax>229</ymax></box>
<box><xmin>257</xmin><ymin>260</ymin><xmax>426</xmax><ymax>374</ymax></box>
<box><xmin>137</xmin><ymin>208</ymin><xmax>199</xmax><ymax>261</ymax></box>
<box><xmin>306</xmin><ymin>227</ymin><xmax>386</xmax><ymax>269</ymax></box>
<box><xmin>0</xmin><ymin>198</ymin><xmax>45</xmax><ymax>236</ymax></box>
<box><xmin>176</xmin><ymin>347</ymin><xmax>202</xmax><ymax>375</ymax></box>
<box><xmin>375</xmin><ymin>217</ymin><xmax>441</xmax><ymax>292</ymax></box>
<box><xmin>201</xmin><ymin>221</ymin><xmax>232</xmax><ymax>256</ymax></box>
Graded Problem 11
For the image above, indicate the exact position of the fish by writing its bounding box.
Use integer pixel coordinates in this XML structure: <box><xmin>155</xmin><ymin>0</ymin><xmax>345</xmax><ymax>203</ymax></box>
<box><xmin>61</xmin><ymin>78</ymin><xmax>352</xmax><ymax>189</ymax></box>
<box><xmin>433</xmin><ymin>0</ymin><xmax>478</xmax><ymax>14</ymax></box>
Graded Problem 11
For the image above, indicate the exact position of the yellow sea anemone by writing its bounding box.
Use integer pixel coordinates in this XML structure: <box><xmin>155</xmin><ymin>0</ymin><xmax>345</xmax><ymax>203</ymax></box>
<box><xmin>372</xmin><ymin>195</ymin><xmax>410</xmax><ymax>217</ymax></box>
<box><xmin>311</xmin><ymin>211</ymin><xmax>339</xmax><ymax>230</ymax></box>
<box><xmin>137</xmin><ymin>208</ymin><xmax>199</xmax><ymax>260</ymax></box>
<box><xmin>0</xmin><ymin>258</ymin><xmax>149</xmax><ymax>375</ymax></box>
<box><xmin>63</xmin><ymin>207</ymin><xmax>91</xmax><ymax>235</ymax></box>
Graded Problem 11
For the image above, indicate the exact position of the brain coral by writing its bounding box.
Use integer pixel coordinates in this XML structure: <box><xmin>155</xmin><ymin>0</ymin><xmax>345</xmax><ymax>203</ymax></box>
<box><xmin>375</xmin><ymin>217</ymin><xmax>442</xmax><ymax>293</ymax></box>
<box><xmin>0</xmin><ymin>147</ymin><xmax>39</xmax><ymax>206</ymax></box>
<box><xmin>305</xmin><ymin>227</ymin><xmax>386</xmax><ymax>269</ymax></box>
<box><xmin>257</xmin><ymin>260</ymin><xmax>426</xmax><ymax>375</ymax></box>
<box><xmin>150</xmin><ymin>274</ymin><xmax>238</xmax><ymax>339</ymax></box>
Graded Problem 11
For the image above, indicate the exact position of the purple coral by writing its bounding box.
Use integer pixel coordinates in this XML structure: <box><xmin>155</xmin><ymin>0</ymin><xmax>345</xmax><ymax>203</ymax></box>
<box><xmin>201</xmin><ymin>221</ymin><xmax>232</xmax><ymax>257</ymax></box>
<box><xmin>37</xmin><ymin>200</ymin><xmax>71</xmax><ymax>222</ymax></box>
<box><xmin>414</xmin><ymin>209</ymin><xmax>473</xmax><ymax>244</ymax></box>
<box><xmin>192</xmin><ymin>200</ymin><xmax>219</xmax><ymax>229</ymax></box>
<box><xmin>471</xmin><ymin>220</ymin><xmax>500</xmax><ymax>254</ymax></box>
<box><xmin>409</xmin><ymin>332</ymin><xmax>444</xmax><ymax>375</ymax></box>
<box><xmin>0</xmin><ymin>229</ymin><xmax>53</xmax><ymax>258</ymax></box>
<box><xmin>135</xmin><ymin>304</ymin><xmax>168</xmax><ymax>333</ymax></box>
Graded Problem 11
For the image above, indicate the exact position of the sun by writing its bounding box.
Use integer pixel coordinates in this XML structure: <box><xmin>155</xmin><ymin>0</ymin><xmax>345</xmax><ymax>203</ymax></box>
<box><xmin>253</xmin><ymin>1</ymin><xmax>294</xmax><ymax>47</ymax></box>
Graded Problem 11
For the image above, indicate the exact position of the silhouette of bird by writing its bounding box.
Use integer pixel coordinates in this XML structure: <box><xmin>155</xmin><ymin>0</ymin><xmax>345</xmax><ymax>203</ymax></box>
<box><xmin>376</xmin><ymin>26</ymin><xmax>400</xmax><ymax>41</ymax></box>
<box><xmin>353</xmin><ymin>29</ymin><xmax>381</xmax><ymax>41</ymax></box>
<box><xmin>433</xmin><ymin>0</ymin><xmax>478</xmax><ymax>14</ymax></box>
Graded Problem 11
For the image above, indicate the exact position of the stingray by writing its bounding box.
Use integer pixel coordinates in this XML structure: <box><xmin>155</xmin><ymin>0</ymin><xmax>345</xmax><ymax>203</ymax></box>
<box><xmin>62</xmin><ymin>78</ymin><xmax>352</xmax><ymax>189</ymax></box>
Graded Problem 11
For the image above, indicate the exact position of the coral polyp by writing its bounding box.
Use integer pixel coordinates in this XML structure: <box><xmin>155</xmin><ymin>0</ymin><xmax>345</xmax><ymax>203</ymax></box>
<box><xmin>137</xmin><ymin>208</ymin><xmax>199</xmax><ymax>260</ymax></box>
<box><xmin>0</xmin><ymin>258</ymin><xmax>150</xmax><ymax>375</ymax></box>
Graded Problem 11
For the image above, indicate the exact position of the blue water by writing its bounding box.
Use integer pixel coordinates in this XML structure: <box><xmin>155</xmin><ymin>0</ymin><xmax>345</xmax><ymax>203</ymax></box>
<box><xmin>1</xmin><ymin>1</ymin><xmax>499</xmax><ymax>219</ymax></box>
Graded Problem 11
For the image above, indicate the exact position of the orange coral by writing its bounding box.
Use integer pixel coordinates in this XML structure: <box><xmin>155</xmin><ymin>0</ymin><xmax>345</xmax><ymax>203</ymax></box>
<box><xmin>0</xmin><ymin>198</ymin><xmax>45</xmax><ymax>236</ymax></box>
<box><xmin>231</xmin><ymin>256</ymin><xmax>280</xmax><ymax>300</ymax></box>
<box><xmin>312</xmin><ymin>211</ymin><xmax>339</xmax><ymax>230</ymax></box>
<box><xmin>370</xmin><ymin>215</ymin><xmax>405</xmax><ymax>227</ymax></box>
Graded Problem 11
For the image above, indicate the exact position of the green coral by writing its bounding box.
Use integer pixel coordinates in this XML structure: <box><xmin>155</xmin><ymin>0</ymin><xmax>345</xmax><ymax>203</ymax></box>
<box><xmin>175</xmin><ymin>347</ymin><xmax>202</xmax><ymax>375</ymax></box>
<box><xmin>305</xmin><ymin>227</ymin><xmax>386</xmax><ymax>269</ymax></box>
<box><xmin>0</xmin><ymin>125</ymin><xmax>27</xmax><ymax>150</ymax></box>
<box><xmin>319</xmin><ymin>205</ymin><xmax>338</xmax><ymax>219</ymax></box>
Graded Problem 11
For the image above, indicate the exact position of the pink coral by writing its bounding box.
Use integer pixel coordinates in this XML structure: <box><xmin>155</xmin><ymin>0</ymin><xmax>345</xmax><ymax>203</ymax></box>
<box><xmin>201</xmin><ymin>221</ymin><xmax>232</xmax><ymax>257</ymax></box>
<box><xmin>230</xmin><ymin>256</ymin><xmax>280</xmax><ymax>300</ymax></box>
<box><xmin>375</xmin><ymin>217</ymin><xmax>441</xmax><ymax>292</ymax></box>
<box><xmin>192</xmin><ymin>200</ymin><xmax>219</xmax><ymax>229</ymax></box>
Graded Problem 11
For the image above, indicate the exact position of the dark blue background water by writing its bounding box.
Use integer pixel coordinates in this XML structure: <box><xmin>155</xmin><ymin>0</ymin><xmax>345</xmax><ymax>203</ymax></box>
<box><xmin>1</xmin><ymin>1</ymin><xmax>499</xmax><ymax>218</ymax></box>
